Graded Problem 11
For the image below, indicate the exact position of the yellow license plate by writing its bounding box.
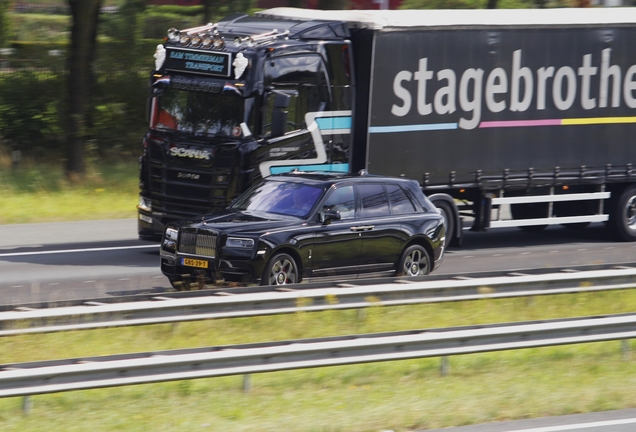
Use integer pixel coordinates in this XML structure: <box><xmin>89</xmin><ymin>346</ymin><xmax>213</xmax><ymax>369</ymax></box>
<box><xmin>181</xmin><ymin>258</ymin><xmax>209</xmax><ymax>269</ymax></box>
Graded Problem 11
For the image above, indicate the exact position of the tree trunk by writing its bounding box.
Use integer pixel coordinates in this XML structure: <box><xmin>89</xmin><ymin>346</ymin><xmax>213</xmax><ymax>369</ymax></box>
<box><xmin>486</xmin><ymin>0</ymin><xmax>498</xmax><ymax>8</ymax></box>
<box><xmin>66</xmin><ymin>0</ymin><xmax>101</xmax><ymax>178</ymax></box>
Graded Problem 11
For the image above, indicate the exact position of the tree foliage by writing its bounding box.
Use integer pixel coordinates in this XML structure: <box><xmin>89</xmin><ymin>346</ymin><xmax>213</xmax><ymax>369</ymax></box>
<box><xmin>201</xmin><ymin>0</ymin><xmax>254</xmax><ymax>24</ymax></box>
<box><xmin>0</xmin><ymin>0</ymin><xmax>9</xmax><ymax>46</ymax></box>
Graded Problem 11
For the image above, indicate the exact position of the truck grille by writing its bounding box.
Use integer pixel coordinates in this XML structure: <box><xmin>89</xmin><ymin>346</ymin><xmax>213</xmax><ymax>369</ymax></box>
<box><xmin>178</xmin><ymin>232</ymin><xmax>217</xmax><ymax>258</ymax></box>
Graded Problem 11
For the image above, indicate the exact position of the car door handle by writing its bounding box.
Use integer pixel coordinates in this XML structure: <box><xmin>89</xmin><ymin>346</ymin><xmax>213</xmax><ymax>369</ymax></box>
<box><xmin>350</xmin><ymin>225</ymin><xmax>375</xmax><ymax>232</ymax></box>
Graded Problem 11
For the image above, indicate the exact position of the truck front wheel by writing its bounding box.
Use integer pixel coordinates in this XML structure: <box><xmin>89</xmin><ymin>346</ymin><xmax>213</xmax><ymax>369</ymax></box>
<box><xmin>609</xmin><ymin>185</ymin><xmax>636</xmax><ymax>241</ymax></box>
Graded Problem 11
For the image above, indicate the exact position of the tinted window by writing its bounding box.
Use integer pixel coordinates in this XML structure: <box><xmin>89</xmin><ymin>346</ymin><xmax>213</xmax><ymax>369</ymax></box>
<box><xmin>387</xmin><ymin>184</ymin><xmax>416</xmax><ymax>215</ymax></box>
<box><xmin>231</xmin><ymin>180</ymin><xmax>323</xmax><ymax>218</ymax></box>
<box><xmin>358</xmin><ymin>184</ymin><xmax>390</xmax><ymax>218</ymax></box>
<box><xmin>321</xmin><ymin>185</ymin><xmax>355</xmax><ymax>219</ymax></box>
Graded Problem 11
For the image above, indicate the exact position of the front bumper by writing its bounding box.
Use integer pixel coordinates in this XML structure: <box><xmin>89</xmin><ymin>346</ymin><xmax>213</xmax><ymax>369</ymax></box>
<box><xmin>160</xmin><ymin>249</ymin><xmax>268</xmax><ymax>285</ymax></box>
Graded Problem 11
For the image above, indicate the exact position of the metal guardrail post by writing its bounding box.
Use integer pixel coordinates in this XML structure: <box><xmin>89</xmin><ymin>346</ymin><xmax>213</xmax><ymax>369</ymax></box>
<box><xmin>440</xmin><ymin>356</ymin><xmax>450</xmax><ymax>376</ymax></box>
<box><xmin>22</xmin><ymin>396</ymin><xmax>31</xmax><ymax>414</ymax></box>
<box><xmin>243</xmin><ymin>374</ymin><xmax>251</xmax><ymax>392</ymax></box>
<box><xmin>622</xmin><ymin>339</ymin><xmax>631</xmax><ymax>361</ymax></box>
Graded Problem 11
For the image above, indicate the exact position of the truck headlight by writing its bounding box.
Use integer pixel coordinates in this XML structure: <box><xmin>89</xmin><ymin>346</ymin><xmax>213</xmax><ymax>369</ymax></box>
<box><xmin>226</xmin><ymin>237</ymin><xmax>254</xmax><ymax>248</ymax></box>
<box><xmin>138</xmin><ymin>196</ymin><xmax>152</xmax><ymax>212</ymax></box>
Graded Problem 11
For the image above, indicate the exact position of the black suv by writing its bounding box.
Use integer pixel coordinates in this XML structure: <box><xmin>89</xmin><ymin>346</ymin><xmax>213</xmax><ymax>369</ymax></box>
<box><xmin>160</xmin><ymin>171</ymin><xmax>445</xmax><ymax>289</ymax></box>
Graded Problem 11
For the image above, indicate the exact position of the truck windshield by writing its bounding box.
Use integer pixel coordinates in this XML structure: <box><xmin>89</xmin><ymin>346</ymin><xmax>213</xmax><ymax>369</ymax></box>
<box><xmin>154</xmin><ymin>87</ymin><xmax>254</xmax><ymax>138</ymax></box>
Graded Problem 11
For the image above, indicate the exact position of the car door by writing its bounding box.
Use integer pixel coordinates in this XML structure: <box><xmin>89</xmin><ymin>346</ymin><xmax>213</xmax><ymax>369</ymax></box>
<box><xmin>308</xmin><ymin>185</ymin><xmax>362</xmax><ymax>279</ymax></box>
<box><xmin>356</xmin><ymin>183</ymin><xmax>406</xmax><ymax>276</ymax></box>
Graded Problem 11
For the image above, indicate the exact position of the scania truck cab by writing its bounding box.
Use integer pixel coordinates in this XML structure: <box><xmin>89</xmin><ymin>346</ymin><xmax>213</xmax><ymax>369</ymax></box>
<box><xmin>138</xmin><ymin>14</ymin><xmax>355</xmax><ymax>240</ymax></box>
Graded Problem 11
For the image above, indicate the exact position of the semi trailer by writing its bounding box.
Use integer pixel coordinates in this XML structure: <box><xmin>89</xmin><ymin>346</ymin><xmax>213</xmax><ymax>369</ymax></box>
<box><xmin>139</xmin><ymin>7</ymin><xmax>636</xmax><ymax>246</ymax></box>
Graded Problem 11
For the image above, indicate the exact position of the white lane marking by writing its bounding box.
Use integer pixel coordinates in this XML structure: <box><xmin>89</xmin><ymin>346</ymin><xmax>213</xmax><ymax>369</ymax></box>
<box><xmin>505</xmin><ymin>417</ymin><xmax>636</xmax><ymax>432</ymax></box>
<box><xmin>0</xmin><ymin>245</ymin><xmax>158</xmax><ymax>257</ymax></box>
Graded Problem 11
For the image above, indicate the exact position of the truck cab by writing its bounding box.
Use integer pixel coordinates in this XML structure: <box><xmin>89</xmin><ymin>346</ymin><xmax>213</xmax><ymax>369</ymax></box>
<box><xmin>138</xmin><ymin>14</ymin><xmax>354</xmax><ymax>239</ymax></box>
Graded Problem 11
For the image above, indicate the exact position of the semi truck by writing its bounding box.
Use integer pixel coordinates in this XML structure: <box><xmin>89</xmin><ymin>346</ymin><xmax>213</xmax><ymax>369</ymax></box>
<box><xmin>139</xmin><ymin>7</ymin><xmax>636</xmax><ymax>246</ymax></box>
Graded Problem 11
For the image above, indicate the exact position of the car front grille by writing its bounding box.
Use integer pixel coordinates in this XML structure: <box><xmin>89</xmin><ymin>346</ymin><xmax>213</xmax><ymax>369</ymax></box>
<box><xmin>178</xmin><ymin>231</ymin><xmax>217</xmax><ymax>258</ymax></box>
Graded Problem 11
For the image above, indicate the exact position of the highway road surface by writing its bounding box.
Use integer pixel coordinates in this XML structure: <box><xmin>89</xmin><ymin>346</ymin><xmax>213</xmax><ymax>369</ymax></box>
<box><xmin>1</xmin><ymin>218</ymin><xmax>636</xmax><ymax>304</ymax></box>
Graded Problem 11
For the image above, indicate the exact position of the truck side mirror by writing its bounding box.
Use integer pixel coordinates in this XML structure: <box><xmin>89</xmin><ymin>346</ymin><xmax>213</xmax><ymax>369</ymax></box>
<box><xmin>271</xmin><ymin>92</ymin><xmax>290</xmax><ymax>138</ymax></box>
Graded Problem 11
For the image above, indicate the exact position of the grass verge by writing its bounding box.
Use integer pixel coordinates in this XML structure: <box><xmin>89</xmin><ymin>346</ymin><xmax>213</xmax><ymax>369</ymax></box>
<box><xmin>0</xmin><ymin>160</ymin><xmax>138</xmax><ymax>224</ymax></box>
<box><xmin>0</xmin><ymin>291</ymin><xmax>635</xmax><ymax>431</ymax></box>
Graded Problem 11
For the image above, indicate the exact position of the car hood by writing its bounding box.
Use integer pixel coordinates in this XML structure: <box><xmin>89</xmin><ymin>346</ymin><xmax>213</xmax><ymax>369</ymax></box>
<box><xmin>176</xmin><ymin>210</ymin><xmax>304</xmax><ymax>235</ymax></box>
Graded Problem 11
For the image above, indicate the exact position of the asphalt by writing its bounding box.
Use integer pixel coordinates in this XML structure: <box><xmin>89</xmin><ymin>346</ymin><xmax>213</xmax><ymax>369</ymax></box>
<box><xmin>0</xmin><ymin>218</ymin><xmax>139</xmax><ymax>249</ymax></box>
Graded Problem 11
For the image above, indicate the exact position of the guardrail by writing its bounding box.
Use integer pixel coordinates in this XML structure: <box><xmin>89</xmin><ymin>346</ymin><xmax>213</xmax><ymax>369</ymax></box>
<box><xmin>1</xmin><ymin>267</ymin><xmax>636</xmax><ymax>336</ymax></box>
<box><xmin>0</xmin><ymin>313</ymin><xmax>634</xmax><ymax>399</ymax></box>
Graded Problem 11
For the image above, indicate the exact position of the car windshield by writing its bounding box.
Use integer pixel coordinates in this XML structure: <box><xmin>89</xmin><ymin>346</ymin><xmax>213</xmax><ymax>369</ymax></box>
<box><xmin>231</xmin><ymin>180</ymin><xmax>324</xmax><ymax>218</ymax></box>
<box><xmin>154</xmin><ymin>85</ymin><xmax>255</xmax><ymax>138</ymax></box>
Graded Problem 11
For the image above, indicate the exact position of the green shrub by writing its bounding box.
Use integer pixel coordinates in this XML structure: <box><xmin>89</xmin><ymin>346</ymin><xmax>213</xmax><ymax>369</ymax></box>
<box><xmin>8</xmin><ymin>13</ymin><xmax>70</xmax><ymax>42</ymax></box>
<box><xmin>0</xmin><ymin>71</ymin><xmax>66</xmax><ymax>159</ymax></box>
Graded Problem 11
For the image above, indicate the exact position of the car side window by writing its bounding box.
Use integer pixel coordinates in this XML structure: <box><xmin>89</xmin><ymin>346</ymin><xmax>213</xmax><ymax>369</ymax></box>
<box><xmin>321</xmin><ymin>185</ymin><xmax>355</xmax><ymax>220</ymax></box>
<box><xmin>358</xmin><ymin>184</ymin><xmax>390</xmax><ymax>218</ymax></box>
<box><xmin>387</xmin><ymin>184</ymin><xmax>416</xmax><ymax>215</ymax></box>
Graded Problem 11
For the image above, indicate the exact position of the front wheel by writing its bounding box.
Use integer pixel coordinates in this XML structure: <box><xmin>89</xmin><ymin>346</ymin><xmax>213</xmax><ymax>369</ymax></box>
<box><xmin>397</xmin><ymin>245</ymin><xmax>431</xmax><ymax>277</ymax></box>
<box><xmin>262</xmin><ymin>253</ymin><xmax>299</xmax><ymax>285</ymax></box>
<box><xmin>609</xmin><ymin>185</ymin><xmax>636</xmax><ymax>241</ymax></box>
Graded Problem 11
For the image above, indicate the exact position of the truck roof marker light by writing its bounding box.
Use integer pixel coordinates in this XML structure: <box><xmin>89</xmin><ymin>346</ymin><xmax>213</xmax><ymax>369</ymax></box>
<box><xmin>201</xmin><ymin>34</ymin><xmax>213</xmax><ymax>48</ymax></box>
<box><xmin>233</xmin><ymin>53</ymin><xmax>249</xmax><ymax>79</ymax></box>
<box><xmin>212</xmin><ymin>34</ymin><xmax>225</xmax><ymax>50</ymax></box>
<box><xmin>167</xmin><ymin>28</ymin><xmax>179</xmax><ymax>42</ymax></box>
<box><xmin>179</xmin><ymin>33</ymin><xmax>190</xmax><ymax>46</ymax></box>
<box><xmin>190</xmin><ymin>34</ymin><xmax>202</xmax><ymax>47</ymax></box>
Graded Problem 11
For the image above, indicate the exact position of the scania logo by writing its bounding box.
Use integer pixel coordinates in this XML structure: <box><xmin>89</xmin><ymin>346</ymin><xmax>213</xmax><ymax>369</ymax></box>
<box><xmin>169</xmin><ymin>147</ymin><xmax>211</xmax><ymax>160</ymax></box>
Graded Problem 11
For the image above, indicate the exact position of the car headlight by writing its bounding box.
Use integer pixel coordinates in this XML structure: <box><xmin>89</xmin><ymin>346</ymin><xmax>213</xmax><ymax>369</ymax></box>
<box><xmin>138</xmin><ymin>196</ymin><xmax>152</xmax><ymax>212</ymax></box>
<box><xmin>162</xmin><ymin>228</ymin><xmax>178</xmax><ymax>254</ymax></box>
<box><xmin>165</xmin><ymin>228</ymin><xmax>178</xmax><ymax>241</ymax></box>
<box><xmin>226</xmin><ymin>237</ymin><xmax>254</xmax><ymax>248</ymax></box>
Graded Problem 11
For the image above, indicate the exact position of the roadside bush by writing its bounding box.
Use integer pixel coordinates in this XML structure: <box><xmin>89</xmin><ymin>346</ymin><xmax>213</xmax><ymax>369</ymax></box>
<box><xmin>0</xmin><ymin>71</ymin><xmax>66</xmax><ymax>160</ymax></box>
<box><xmin>8</xmin><ymin>13</ymin><xmax>70</xmax><ymax>42</ymax></box>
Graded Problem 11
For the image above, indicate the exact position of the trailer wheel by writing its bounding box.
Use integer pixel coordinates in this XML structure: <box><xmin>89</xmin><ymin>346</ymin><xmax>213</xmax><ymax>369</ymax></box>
<box><xmin>609</xmin><ymin>185</ymin><xmax>636</xmax><ymax>241</ymax></box>
<box><xmin>432</xmin><ymin>200</ymin><xmax>455</xmax><ymax>245</ymax></box>
<box><xmin>510</xmin><ymin>203</ymin><xmax>548</xmax><ymax>232</ymax></box>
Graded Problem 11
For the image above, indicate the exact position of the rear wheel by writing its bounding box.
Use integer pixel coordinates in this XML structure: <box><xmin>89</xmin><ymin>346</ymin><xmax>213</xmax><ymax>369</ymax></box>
<box><xmin>262</xmin><ymin>253</ymin><xmax>299</xmax><ymax>285</ymax></box>
<box><xmin>397</xmin><ymin>245</ymin><xmax>431</xmax><ymax>277</ymax></box>
<box><xmin>609</xmin><ymin>185</ymin><xmax>636</xmax><ymax>241</ymax></box>
<box><xmin>510</xmin><ymin>202</ymin><xmax>548</xmax><ymax>232</ymax></box>
<box><xmin>432</xmin><ymin>199</ymin><xmax>455</xmax><ymax>246</ymax></box>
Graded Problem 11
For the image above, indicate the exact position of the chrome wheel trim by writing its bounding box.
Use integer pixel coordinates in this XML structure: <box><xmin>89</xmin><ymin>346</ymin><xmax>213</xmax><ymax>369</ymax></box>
<box><xmin>403</xmin><ymin>248</ymin><xmax>429</xmax><ymax>276</ymax></box>
<box><xmin>269</xmin><ymin>257</ymin><xmax>298</xmax><ymax>285</ymax></box>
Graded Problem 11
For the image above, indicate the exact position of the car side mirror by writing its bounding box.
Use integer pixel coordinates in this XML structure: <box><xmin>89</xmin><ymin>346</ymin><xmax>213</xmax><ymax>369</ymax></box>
<box><xmin>322</xmin><ymin>209</ymin><xmax>341</xmax><ymax>225</ymax></box>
